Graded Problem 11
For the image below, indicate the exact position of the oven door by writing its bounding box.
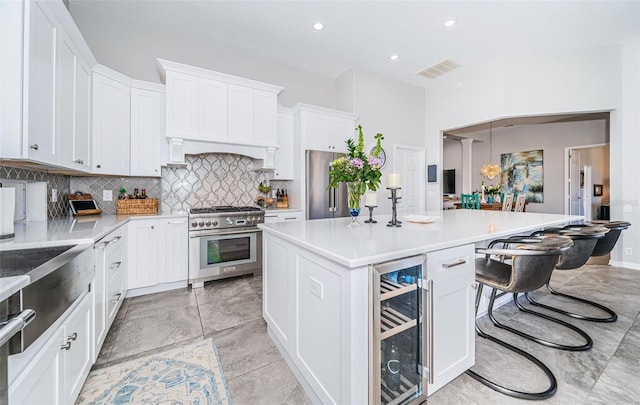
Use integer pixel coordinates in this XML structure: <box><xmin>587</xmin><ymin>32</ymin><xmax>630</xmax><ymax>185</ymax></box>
<box><xmin>189</xmin><ymin>229</ymin><xmax>262</xmax><ymax>286</ymax></box>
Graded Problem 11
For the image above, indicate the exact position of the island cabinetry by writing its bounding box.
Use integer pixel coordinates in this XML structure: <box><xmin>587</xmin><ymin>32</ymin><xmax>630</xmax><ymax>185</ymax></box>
<box><xmin>263</xmin><ymin>234</ymin><xmax>369</xmax><ymax>404</ymax></box>
<box><xmin>127</xmin><ymin>217</ymin><xmax>188</xmax><ymax>296</ymax></box>
<box><xmin>293</xmin><ymin>104</ymin><xmax>358</xmax><ymax>153</ymax></box>
<box><xmin>425</xmin><ymin>244</ymin><xmax>475</xmax><ymax>395</ymax></box>
<box><xmin>372</xmin><ymin>256</ymin><xmax>427</xmax><ymax>404</ymax></box>
<box><xmin>9</xmin><ymin>291</ymin><xmax>93</xmax><ymax>405</ymax></box>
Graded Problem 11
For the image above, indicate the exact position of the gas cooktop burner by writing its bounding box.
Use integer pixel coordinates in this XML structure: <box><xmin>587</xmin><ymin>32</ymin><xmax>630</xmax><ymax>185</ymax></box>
<box><xmin>190</xmin><ymin>206</ymin><xmax>262</xmax><ymax>214</ymax></box>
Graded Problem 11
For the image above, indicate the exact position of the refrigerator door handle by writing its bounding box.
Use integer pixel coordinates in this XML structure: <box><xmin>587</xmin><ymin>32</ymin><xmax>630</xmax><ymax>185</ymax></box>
<box><xmin>329</xmin><ymin>188</ymin><xmax>337</xmax><ymax>212</ymax></box>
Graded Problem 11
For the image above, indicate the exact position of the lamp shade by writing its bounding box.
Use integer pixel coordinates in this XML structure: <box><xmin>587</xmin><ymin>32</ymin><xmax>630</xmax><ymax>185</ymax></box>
<box><xmin>480</xmin><ymin>163</ymin><xmax>501</xmax><ymax>180</ymax></box>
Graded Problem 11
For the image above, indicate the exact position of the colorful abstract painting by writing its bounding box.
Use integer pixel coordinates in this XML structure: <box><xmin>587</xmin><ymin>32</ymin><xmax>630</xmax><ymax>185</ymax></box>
<box><xmin>500</xmin><ymin>149</ymin><xmax>544</xmax><ymax>203</ymax></box>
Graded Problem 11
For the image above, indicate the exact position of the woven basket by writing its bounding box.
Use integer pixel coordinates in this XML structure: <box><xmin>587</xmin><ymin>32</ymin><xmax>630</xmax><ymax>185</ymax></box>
<box><xmin>116</xmin><ymin>198</ymin><xmax>159</xmax><ymax>215</ymax></box>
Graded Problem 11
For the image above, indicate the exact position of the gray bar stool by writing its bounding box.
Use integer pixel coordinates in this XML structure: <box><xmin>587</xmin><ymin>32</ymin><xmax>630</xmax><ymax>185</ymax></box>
<box><xmin>466</xmin><ymin>235</ymin><xmax>573</xmax><ymax>400</ymax></box>
<box><xmin>588</xmin><ymin>220</ymin><xmax>631</xmax><ymax>257</ymax></box>
<box><xmin>524</xmin><ymin>224</ymin><xmax>616</xmax><ymax>322</ymax></box>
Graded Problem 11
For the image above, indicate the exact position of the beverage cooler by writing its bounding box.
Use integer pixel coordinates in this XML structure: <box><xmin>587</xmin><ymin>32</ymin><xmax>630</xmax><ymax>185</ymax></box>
<box><xmin>371</xmin><ymin>255</ymin><xmax>429</xmax><ymax>405</ymax></box>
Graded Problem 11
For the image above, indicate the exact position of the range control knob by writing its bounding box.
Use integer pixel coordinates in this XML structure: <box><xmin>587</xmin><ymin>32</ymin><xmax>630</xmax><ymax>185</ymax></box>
<box><xmin>198</xmin><ymin>221</ymin><xmax>205</xmax><ymax>227</ymax></box>
<box><xmin>205</xmin><ymin>221</ymin><xmax>212</xmax><ymax>226</ymax></box>
<box><xmin>191</xmin><ymin>221</ymin><xmax>198</xmax><ymax>228</ymax></box>
<box><xmin>212</xmin><ymin>220</ymin><xmax>218</xmax><ymax>226</ymax></box>
<box><xmin>225</xmin><ymin>217</ymin><xmax>233</xmax><ymax>225</ymax></box>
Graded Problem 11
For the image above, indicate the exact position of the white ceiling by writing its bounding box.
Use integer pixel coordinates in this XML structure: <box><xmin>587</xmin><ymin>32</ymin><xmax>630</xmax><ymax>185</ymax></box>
<box><xmin>69</xmin><ymin>0</ymin><xmax>640</xmax><ymax>88</ymax></box>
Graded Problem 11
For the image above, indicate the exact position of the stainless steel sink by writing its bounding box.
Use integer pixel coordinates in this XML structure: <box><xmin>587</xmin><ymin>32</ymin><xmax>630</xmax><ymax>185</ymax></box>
<box><xmin>0</xmin><ymin>245</ymin><xmax>75</xmax><ymax>277</ymax></box>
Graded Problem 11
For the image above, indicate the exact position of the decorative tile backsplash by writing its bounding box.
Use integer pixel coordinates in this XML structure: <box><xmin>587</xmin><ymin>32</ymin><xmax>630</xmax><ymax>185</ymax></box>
<box><xmin>70</xmin><ymin>176</ymin><xmax>161</xmax><ymax>215</ymax></box>
<box><xmin>2</xmin><ymin>152</ymin><xmax>284</xmax><ymax>218</ymax></box>
<box><xmin>161</xmin><ymin>153</ymin><xmax>270</xmax><ymax>213</ymax></box>
<box><xmin>0</xmin><ymin>165</ymin><xmax>70</xmax><ymax>218</ymax></box>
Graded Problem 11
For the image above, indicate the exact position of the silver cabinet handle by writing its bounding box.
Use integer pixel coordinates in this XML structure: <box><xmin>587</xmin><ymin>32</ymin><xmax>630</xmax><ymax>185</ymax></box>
<box><xmin>112</xmin><ymin>293</ymin><xmax>122</xmax><ymax>304</ymax></box>
<box><xmin>0</xmin><ymin>309</ymin><xmax>36</xmax><ymax>347</ymax></box>
<box><xmin>96</xmin><ymin>164</ymin><xmax>101</xmax><ymax>168</ymax></box>
<box><xmin>112</xmin><ymin>236</ymin><xmax>121</xmax><ymax>243</ymax></box>
<box><xmin>471</xmin><ymin>282</ymin><xmax>478</xmax><ymax>289</ymax></box>
<box><xmin>422</xmin><ymin>279</ymin><xmax>434</xmax><ymax>385</ymax></box>
<box><xmin>168</xmin><ymin>220</ymin><xmax>186</xmax><ymax>224</ymax></box>
<box><xmin>60</xmin><ymin>342</ymin><xmax>72</xmax><ymax>350</ymax></box>
<box><xmin>96</xmin><ymin>240</ymin><xmax>110</xmax><ymax>249</ymax></box>
<box><xmin>283</xmin><ymin>217</ymin><xmax>296</xmax><ymax>220</ymax></box>
<box><xmin>74</xmin><ymin>159</ymin><xmax>84</xmax><ymax>164</ymax></box>
<box><xmin>442</xmin><ymin>259</ymin><xmax>467</xmax><ymax>269</ymax></box>
<box><xmin>29</xmin><ymin>144</ymin><xmax>38</xmax><ymax>150</ymax></box>
<box><xmin>111</xmin><ymin>261</ymin><xmax>122</xmax><ymax>270</ymax></box>
<box><xmin>68</xmin><ymin>332</ymin><xmax>78</xmax><ymax>341</ymax></box>
<box><xmin>151</xmin><ymin>226</ymin><xmax>154</xmax><ymax>230</ymax></box>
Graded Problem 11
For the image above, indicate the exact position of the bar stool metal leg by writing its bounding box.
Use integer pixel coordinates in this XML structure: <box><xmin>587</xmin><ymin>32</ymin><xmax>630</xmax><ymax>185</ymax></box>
<box><xmin>465</xmin><ymin>284</ymin><xmax>558</xmax><ymax>400</ymax></box>
<box><xmin>523</xmin><ymin>282</ymin><xmax>617</xmax><ymax>322</ymax></box>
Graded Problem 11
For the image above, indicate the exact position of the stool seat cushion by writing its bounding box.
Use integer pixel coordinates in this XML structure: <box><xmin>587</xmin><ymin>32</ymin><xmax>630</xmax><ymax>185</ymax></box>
<box><xmin>476</xmin><ymin>257</ymin><xmax>512</xmax><ymax>289</ymax></box>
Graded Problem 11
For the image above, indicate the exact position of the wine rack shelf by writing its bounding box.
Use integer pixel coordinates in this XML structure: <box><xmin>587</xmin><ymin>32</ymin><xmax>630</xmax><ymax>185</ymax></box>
<box><xmin>381</xmin><ymin>374</ymin><xmax>420</xmax><ymax>405</ymax></box>
<box><xmin>380</xmin><ymin>306</ymin><xmax>417</xmax><ymax>340</ymax></box>
<box><xmin>380</xmin><ymin>279</ymin><xmax>417</xmax><ymax>301</ymax></box>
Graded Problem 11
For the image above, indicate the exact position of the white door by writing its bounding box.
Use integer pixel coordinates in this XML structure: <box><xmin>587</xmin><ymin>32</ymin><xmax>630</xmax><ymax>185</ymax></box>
<box><xmin>395</xmin><ymin>146</ymin><xmax>425</xmax><ymax>216</ymax></box>
<box><xmin>568</xmin><ymin>149</ymin><xmax>582</xmax><ymax>216</ymax></box>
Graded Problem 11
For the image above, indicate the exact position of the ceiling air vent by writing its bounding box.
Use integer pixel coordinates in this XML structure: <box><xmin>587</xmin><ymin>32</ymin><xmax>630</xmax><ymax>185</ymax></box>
<box><xmin>418</xmin><ymin>59</ymin><xmax>460</xmax><ymax>79</ymax></box>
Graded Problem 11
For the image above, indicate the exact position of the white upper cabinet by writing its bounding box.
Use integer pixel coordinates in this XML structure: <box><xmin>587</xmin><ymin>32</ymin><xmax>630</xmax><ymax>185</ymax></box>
<box><xmin>57</xmin><ymin>30</ymin><xmax>92</xmax><ymax>171</ymax></box>
<box><xmin>130</xmin><ymin>83</ymin><xmax>164</xmax><ymax>177</ymax></box>
<box><xmin>159</xmin><ymin>59</ymin><xmax>283</xmax><ymax>147</ymax></box>
<box><xmin>0</xmin><ymin>0</ymin><xmax>97</xmax><ymax>170</ymax></box>
<box><xmin>92</xmin><ymin>67</ymin><xmax>130</xmax><ymax>175</ymax></box>
<box><xmin>293</xmin><ymin>104</ymin><xmax>358</xmax><ymax>153</ymax></box>
<box><xmin>272</xmin><ymin>107</ymin><xmax>294</xmax><ymax>180</ymax></box>
<box><xmin>23</xmin><ymin>0</ymin><xmax>58</xmax><ymax>164</ymax></box>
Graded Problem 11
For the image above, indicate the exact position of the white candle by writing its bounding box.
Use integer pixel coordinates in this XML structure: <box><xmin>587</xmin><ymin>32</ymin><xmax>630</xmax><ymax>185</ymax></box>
<box><xmin>365</xmin><ymin>192</ymin><xmax>378</xmax><ymax>207</ymax></box>
<box><xmin>387</xmin><ymin>173</ymin><xmax>401</xmax><ymax>188</ymax></box>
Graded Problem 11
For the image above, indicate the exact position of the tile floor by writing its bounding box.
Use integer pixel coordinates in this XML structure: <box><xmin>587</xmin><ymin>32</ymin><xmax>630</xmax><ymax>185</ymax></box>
<box><xmin>89</xmin><ymin>263</ymin><xmax>640</xmax><ymax>405</ymax></box>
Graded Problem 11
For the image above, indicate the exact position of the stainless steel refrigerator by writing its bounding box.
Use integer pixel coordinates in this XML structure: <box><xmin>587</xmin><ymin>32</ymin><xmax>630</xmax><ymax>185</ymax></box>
<box><xmin>305</xmin><ymin>150</ymin><xmax>349</xmax><ymax>219</ymax></box>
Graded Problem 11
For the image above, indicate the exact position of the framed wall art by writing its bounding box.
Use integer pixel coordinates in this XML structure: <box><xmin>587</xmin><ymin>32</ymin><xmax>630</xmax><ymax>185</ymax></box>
<box><xmin>500</xmin><ymin>149</ymin><xmax>544</xmax><ymax>203</ymax></box>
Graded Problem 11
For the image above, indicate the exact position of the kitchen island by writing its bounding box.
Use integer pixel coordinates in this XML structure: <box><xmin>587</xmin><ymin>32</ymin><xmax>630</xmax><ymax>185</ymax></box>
<box><xmin>258</xmin><ymin>210</ymin><xmax>580</xmax><ymax>404</ymax></box>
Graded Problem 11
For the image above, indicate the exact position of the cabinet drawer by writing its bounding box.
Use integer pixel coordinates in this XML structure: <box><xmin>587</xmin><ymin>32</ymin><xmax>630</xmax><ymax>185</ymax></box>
<box><xmin>264</xmin><ymin>214</ymin><xmax>279</xmax><ymax>224</ymax></box>
<box><xmin>426</xmin><ymin>244</ymin><xmax>474</xmax><ymax>282</ymax></box>
<box><xmin>107</xmin><ymin>265</ymin><xmax>126</xmax><ymax>323</ymax></box>
<box><xmin>278</xmin><ymin>211</ymin><xmax>301</xmax><ymax>222</ymax></box>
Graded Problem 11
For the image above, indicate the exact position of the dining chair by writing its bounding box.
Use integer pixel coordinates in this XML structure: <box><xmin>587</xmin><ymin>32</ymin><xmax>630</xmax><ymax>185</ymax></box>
<box><xmin>514</xmin><ymin>193</ymin><xmax>526</xmax><ymax>212</ymax></box>
<box><xmin>522</xmin><ymin>225</ymin><xmax>615</xmax><ymax>322</ymax></box>
<box><xmin>466</xmin><ymin>235</ymin><xmax>573</xmax><ymax>400</ymax></box>
<box><xmin>461</xmin><ymin>193</ymin><xmax>480</xmax><ymax>209</ymax></box>
<box><xmin>501</xmin><ymin>193</ymin><xmax>513</xmax><ymax>211</ymax></box>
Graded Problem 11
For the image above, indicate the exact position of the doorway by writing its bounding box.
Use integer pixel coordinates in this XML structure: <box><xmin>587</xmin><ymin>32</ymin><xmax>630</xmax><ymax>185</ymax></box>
<box><xmin>394</xmin><ymin>145</ymin><xmax>425</xmax><ymax>215</ymax></box>
<box><xmin>565</xmin><ymin>144</ymin><xmax>610</xmax><ymax>221</ymax></box>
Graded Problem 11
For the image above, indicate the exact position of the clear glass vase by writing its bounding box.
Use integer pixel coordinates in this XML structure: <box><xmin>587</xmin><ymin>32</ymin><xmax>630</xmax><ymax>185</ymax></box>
<box><xmin>346</xmin><ymin>181</ymin><xmax>364</xmax><ymax>227</ymax></box>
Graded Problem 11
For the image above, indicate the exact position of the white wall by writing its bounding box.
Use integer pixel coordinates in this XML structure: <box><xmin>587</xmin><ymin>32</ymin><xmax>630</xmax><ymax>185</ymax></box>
<box><xmin>69</xmin><ymin>4</ymin><xmax>335</xmax><ymax>108</ymax></box>
<box><xmin>337</xmin><ymin>67</ymin><xmax>426</xmax><ymax>214</ymax></box>
<box><xmin>425</xmin><ymin>44</ymin><xmax>639</xmax><ymax>268</ymax></box>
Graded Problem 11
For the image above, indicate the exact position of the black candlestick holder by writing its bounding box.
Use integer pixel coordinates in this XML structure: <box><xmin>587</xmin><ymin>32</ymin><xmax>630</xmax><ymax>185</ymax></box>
<box><xmin>364</xmin><ymin>205</ymin><xmax>377</xmax><ymax>223</ymax></box>
<box><xmin>387</xmin><ymin>187</ymin><xmax>402</xmax><ymax>227</ymax></box>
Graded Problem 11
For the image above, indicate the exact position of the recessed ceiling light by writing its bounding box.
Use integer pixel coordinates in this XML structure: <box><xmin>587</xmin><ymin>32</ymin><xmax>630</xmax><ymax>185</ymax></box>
<box><xmin>444</xmin><ymin>19</ymin><xmax>457</xmax><ymax>28</ymax></box>
<box><xmin>389</xmin><ymin>54</ymin><xmax>399</xmax><ymax>61</ymax></box>
<box><xmin>313</xmin><ymin>22</ymin><xmax>324</xmax><ymax>31</ymax></box>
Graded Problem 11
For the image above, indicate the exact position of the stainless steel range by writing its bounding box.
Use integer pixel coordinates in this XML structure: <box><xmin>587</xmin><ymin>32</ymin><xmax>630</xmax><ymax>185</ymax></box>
<box><xmin>188</xmin><ymin>206</ymin><xmax>265</xmax><ymax>288</ymax></box>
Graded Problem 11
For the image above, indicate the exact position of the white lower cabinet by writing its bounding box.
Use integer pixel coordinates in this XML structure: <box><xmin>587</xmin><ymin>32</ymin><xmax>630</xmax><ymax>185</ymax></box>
<box><xmin>93</xmin><ymin>225</ymin><xmax>127</xmax><ymax>359</ymax></box>
<box><xmin>264</xmin><ymin>210</ymin><xmax>302</xmax><ymax>224</ymax></box>
<box><xmin>127</xmin><ymin>217</ymin><xmax>188</xmax><ymax>295</ymax></box>
<box><xmin>426</xmin><ymin>244</ymin><xmax>476</xmax><ymax>395</ymax></box>
<box><xmin>9</xmin><ymin>291</ymin><xmax>93</xmax><ymax>405</ymax></box>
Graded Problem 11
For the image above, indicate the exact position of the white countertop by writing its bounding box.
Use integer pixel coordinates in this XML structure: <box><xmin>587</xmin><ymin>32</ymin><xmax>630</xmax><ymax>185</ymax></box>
<box><xmin>0</xmin><ymin>276</ymin><xmax>29</xmax><ymax>302</ymax></box>
<box><xmin>0</xmin><ymin>213</ymin><xmax>186</xmax><ymax>251</ymax></box>
<box><xmin>259</xmin><ymin>210</ymin><xmax>583</xmax><ymax>268</ymax></box>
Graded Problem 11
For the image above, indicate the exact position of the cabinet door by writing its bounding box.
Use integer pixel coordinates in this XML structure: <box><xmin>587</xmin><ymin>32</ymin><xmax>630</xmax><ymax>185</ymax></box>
<box><xmin>57</xmin><ymin>32</ymin><xmax>91</xmax><ymax>171</ymax></box>
<box><xmin>130</xmin><ymin>87</ymin><xmax>164</xmax><ymax>177</ymax></box>
<box><xmin>74</xmin><ymin>62</ymin><xmax>92</xmax><ymax>170</ymax></box>
<box><xmin>165</xmin><ymin>71</ymin><xmax>198</xmax><ymax>139</ymax></box>
<box><xmin>253</xmin><ymin>89</ymin><xmax>278</xmax><ymax>146</ymax></box>
<box><xmin>9</xmin><ymin>327</ymin><xmax>64</xmax><ymax>405</ymax></box>
<box><xmin>165</xmin><ymin>218</ymin><xmax>188</xmax><ymax>283</ymax></box>
<box><xmin>24</xmin><ymin>0</ymin><xmax>58</xmax><ymax>164</ymax></box>
<box><xmin>127</xmin><ymin>219</ymin><xmax>164</xmax><ymax>289</ymax></box>
<box><xmin>328</xmin><ymin>117</ymin><xmax>355</xmax><ymax>154</ymax></box>
<box><xmin>93</xmin><ymin>242</ymin><xmax>107</xmax><ymax>358</ymax></box>
<box><xmin>273</xmin><ymin>111</ymin><xmax>294</xmax><ymax>180</ymax></box>
<box><xmin>199</xmin><ymin>78</ymin><xmax>228</xmax><ymax>141</ymax></box>
<box><xmin>228</xmin><ymin>84</ymin><xmax>253</xmax><ymax>143</ymax></box>
<box><xmin>92</xmin><ymin>73</ymin><xmax>130</xmax><ymax>175</ymax></box>
<box><xmin>302</xmin><ymin>112</ymin><xmax>331</xmax><ymax>152</ymax></box>
<box><xmin>64</xmin><ymin>293</ymin><xmax>93</xmax><ymax>405</ymax></box>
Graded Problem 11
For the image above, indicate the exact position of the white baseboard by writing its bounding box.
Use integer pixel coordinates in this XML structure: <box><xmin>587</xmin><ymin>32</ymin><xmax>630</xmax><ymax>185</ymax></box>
<box><xmin>610</xmin><ymin>260</ymin><xmax>640</xmax><ymax>270</ymax></box>
<box><xmin>125</xmin><ymin>280</ymin><xmax>188</xmax><ymax>298</ymax></box>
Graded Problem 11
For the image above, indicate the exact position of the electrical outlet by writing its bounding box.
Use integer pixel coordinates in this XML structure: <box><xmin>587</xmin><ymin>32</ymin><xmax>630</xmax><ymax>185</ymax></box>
<box><xmin>310</xmin><ymin>277</ymin><xmax>323</xmax><ymax>299</ymax></box>
<box><xmin>51</xmin><ymin>189</ymin><xmax>57</xmax><ymax>202</ymax></box>
<box><xmin>624</xmin><ymin>204</ymin><xmax>633</xmax><ymax>213</ymax></box>
<box><xmin>626</xmin><ymin>248</ymin><xmax>633</xmax><ymax>256</ymax></box>
<box><xmin>103</xmin><ymin>190</ymin><xmax>113</xmax><ymax>201</ymax></box>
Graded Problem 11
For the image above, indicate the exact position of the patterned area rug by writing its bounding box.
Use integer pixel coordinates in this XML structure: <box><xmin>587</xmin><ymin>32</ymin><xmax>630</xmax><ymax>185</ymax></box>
<box><xmin>77</xmin><ymin>338</ymin><xmax>232</xmax><ymax>405</ymax></box>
